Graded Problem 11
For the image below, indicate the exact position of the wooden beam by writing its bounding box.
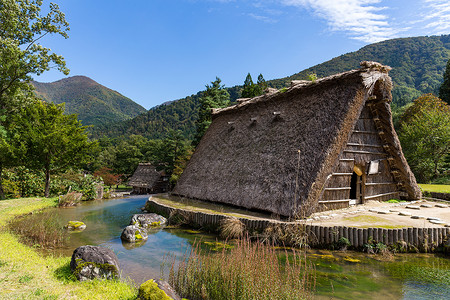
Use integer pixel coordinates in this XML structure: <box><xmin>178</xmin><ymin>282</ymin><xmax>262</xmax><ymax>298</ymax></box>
<box><xmin>339</xmin><ymin>158</ymin><xmax>354</xmax><ymax>161</ymax></box>
<box><xmin>365</xmin><ymin>182</ymin><xmax>397</xmax><ymax>186</ymax></box>
<box><xmin>352</xmin><ymin>130</ymin><xmax>379</xmax><ymax>135</ymax></box>
<box><xmin>318</xmin><ymin>199</ymin><xmax>351</xmax><ymax>204</ymax></box>
<box><xmin>332</xmin><ymin>173</ymin><xmax>353</xmax><ymax>176</ymax></box>
<box><xmin>343</xmin><ymin>150</ymin><xmax>387</xmax><ymax>155</ymax></box>
<box><xmin>365</xmin><ymin>191</ymin><xmax>399</xmax><ymax>200</ymax></box>
<box><xmin>347</xmin><ymin>143</ymin><xmax>383</xmax><ymax>148</ymax></box>
<box><xmin>324</xmin><ymin>187</ymin><xmax>351</xmax><ymax>191</ymax></box>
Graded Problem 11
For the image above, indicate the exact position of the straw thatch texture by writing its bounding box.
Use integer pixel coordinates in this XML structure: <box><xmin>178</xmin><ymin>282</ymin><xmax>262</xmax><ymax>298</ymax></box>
<box><xmin>174</xmin><ymin>62</ymin><xmax>421</xmax><ymax>217</ymax></box>
<box><xmin>128</xmin><ymin>163</ymin><xmax>166</xmax><ymax>193</ymax></box>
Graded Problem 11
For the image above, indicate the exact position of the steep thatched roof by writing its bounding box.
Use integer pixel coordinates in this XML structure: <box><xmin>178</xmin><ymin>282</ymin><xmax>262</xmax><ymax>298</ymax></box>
<box><xmin>128</xmin><ymin>163</ymin><xmax>162</xmax><ymax>188</ymax></box>
<box><xmin>173</xmin><ymin>62</ymin><xmax>420</xmax><ymax>217</ymax></box>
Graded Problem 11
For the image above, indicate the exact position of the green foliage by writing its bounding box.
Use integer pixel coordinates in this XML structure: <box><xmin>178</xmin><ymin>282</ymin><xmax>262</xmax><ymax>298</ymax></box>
<box><xmin>2</xmin><ymin>167</ymin><xmax>44</xmax><ymax>198</ymax></box>
<box><xmin>50</xmin><ymin>172</ymin><xmax>101</xmax><ymax>200</ymax></box>
<box><xmin>193</xmin><ymin>77</ymin><xmax>230</xmax><ymax>146</ymax></box>
<box><xmin>2</xmin><ymin>179</ymin><xmax>20</xmax><ymax>198</ymax></box>
<box><xmin>12</xmin><ymin>100</ymin><xmax>97</xmax><ymax>196</ymax></box>
<box><xmin>269</xmin><ymin>35</ymin><xmax>450</xmax><ymax>107</ymax></box>
<box><xmin>241</xmin><ymin>73</ymin><xmax>267</xmax><ymax>98</ymax></box>
<box><xmin>398</xmin><ymin>94</ymin><xmax>450</xmax><ymax>182</ymax></box>
<box><xmin>439</xmin><ymin>58</ymin><xmax>450</xmax><ymax>104</ymax></box>
<box><xmin>0</xmin><ymin>0</ymin><xmax>69</xmax><ymax>109</ymax></box>
<box><xmin>0</xmin><ymin>0</ymin><xmax>69</xmax><ymax>198</ymax></box>
<box><xmin>307</xmin><ymin>73</ymin><xmax>318</xmax><ymax>82</ymax></box>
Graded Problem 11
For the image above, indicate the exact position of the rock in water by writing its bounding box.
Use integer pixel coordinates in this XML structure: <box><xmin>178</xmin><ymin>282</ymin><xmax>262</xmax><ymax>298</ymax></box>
<box><xmin>65</xmin><ymin>221</ymin><xmax>86</xmax><ymax>231</ymax></box>
<box><xmin>121</xmin><ymin>225</ymin><xmax>148</xmax><ymax>242</ymax></box>
<box><xmin>130</xmin><ymin>213</ymin><xmax>167</xmax><ymax>228</ymax></box>
<box><xmin>138</xmin><ymin>279</ymin><xmax>181</xmax><ymax>300</ymax></box>
<box><xmin>70</xmin><ymin>245</ymin><xmax>120</xmax><ymax>281</ymax></box>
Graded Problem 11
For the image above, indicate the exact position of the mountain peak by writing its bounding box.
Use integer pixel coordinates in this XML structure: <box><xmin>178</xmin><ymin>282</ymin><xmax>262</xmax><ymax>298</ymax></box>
<box><xmin>32</xmin><ymin>76</ymin><xmax>147</xmax><ymax>127</ymax></box>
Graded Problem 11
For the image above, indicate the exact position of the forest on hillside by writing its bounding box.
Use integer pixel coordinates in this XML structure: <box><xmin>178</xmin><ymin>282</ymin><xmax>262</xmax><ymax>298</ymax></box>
<box><xmin>92</xmin><ymin>35</ymin><xmax>450</xmax><ymax>141</ymax></box>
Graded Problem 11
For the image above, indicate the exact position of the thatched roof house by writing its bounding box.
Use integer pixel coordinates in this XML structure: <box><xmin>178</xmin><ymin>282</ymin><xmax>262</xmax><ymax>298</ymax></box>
<box><xmin>128</xmin><ymin>163</ymin><xmax>169</xmax><ymax>194</ymax></box>
<box><xmin>173</xmin><ymin>62</ymin><xmax>421</xmax><ymax>217</ymax></box>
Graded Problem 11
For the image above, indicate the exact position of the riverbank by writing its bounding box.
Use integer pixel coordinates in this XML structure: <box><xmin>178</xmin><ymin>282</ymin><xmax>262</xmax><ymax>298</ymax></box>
<box><xmin>146</xmin><ymin>194</ymin><xmax>450</xmax><ymax>252</ymax></box>
<box><xmin>0</xmin><ymin>197</ymin><xmax>137</xmax><ymax>299</ymax></box>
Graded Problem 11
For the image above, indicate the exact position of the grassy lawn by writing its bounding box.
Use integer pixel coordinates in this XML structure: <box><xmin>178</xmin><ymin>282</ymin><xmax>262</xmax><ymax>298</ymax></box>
<box><xmin>419</xmin><ymin>184</ymin><xmax>450</xmax><ymax>194</ymax></box>
<box><xmin>0</xmin><ymin>197</ymin><xmax>137</xmax><ymax>299</ymax></box>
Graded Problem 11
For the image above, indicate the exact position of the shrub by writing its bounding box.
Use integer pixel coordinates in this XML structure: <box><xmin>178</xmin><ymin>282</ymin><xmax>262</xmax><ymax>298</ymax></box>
<box><xmin>58</xmin><ymin>192</ymin><xmax>83</xmax><ymax>207</ymax></box>
<box><xmin>168</xmin><ymin>238</ymin><xmax>314</xmax><ymax>300</ymax></box>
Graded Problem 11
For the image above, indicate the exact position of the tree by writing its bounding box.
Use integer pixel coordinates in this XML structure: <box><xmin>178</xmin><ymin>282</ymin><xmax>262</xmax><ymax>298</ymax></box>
<box><xmin>439</xmin><ymin>58</ymin><xmax>450</xmax><ymax>104</ymax></box>
<box><xmin>241</xmin><ymin>73</ymin><xmax>256</xmax><ymax>98</ymax></box>
<box><xmin>257</xmin><ymin>73</ymin><xmax>267</xmax><ymax>93</ymax></box>
<box><xmin>0</xmin><ymin>0</ymin><xmax>69</xmax><ymax>197</ymax></box>
<box><xmin>13</xmin><ymin>101</ymin><xmax>96</xmax><ymax>197</ymax></box>
<box><xmin>0</xmin><ymin>0</ymin><xmax>69</xmax><ymax>110</ymax></box>
<box><xmin>399</xmin><ymin>94</ymin><xmax>450</xmax><ymax>182</ymax></box>
<box><xmin>241</xmin><ymin>73</ymin><xmax>266</xmax><ymax>98</ymax></box>
<box><xmin>193</xmin><ymin>77</ymin><xmax>230</xmax><ymax>146</ymax></box>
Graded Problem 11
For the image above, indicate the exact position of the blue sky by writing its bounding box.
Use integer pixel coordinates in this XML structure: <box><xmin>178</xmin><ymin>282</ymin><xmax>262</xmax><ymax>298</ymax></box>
<box><xmin>35</xmin><ymin>0</ymin><xmax>450</xmax><ymax>109</ymax></box>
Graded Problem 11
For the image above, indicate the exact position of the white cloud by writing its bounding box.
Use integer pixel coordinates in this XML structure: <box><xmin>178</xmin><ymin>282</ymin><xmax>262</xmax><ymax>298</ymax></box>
<box><xmin>423</xmin><ymin>0</ymin><xmax>450</xmax><ymax>34</ymax></box>
<box><xmin>248</xmin><ymin>13</ymin><xmax>278</xmax><ymax>23</ymax></box>
<box><xmin>281</xmin><ymin>0</ymin><xmax>398</xmax><ymax>42</ymax></box>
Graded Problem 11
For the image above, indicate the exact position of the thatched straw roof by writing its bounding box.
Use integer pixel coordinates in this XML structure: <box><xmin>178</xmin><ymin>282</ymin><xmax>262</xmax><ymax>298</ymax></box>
<box><xmin>128</xmin><ymin>163</ymin><xmax>162</xmax><ymax>188</ymax></box>
<box><xmin>173</xmin><ymin>62</ymin><xmax>421</xmax><ymax>217</ymax></box>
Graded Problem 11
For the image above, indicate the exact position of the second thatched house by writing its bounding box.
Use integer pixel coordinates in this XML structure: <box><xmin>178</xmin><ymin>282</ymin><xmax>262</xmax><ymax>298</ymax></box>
<box><xmin>173</xmin><ymin>62</ymin><xmax>421</xmax><ymax>217</ymax></box>
<box><xmin>128</xmin><ymin>163</ymin><xmax>169</xmax><ymax>194</ymax></box>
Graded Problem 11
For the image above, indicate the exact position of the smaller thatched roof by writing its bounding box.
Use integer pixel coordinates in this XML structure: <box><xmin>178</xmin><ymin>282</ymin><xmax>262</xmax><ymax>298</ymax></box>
<box><xmin>128</xmin><ymin>163</ymin><xmax>162</xmax><ymax>188</ymax></box>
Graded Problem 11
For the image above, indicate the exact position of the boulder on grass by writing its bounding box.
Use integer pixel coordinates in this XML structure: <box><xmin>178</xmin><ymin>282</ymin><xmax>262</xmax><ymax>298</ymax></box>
<box><xmin>65</xmin><ymin>221</ymin><xmax>86</xmax><ymax>231</ymax></box>
<box><xmin>70</xmin><ymin>245</ymin><xmax>120</xmax><ymax>281</ymax></box>
<box><xmin>130</xmin><ymin>213</ymin><xmax>167</xmax><ymax>228</ymax></box>
<box><xmin>121</xmin><ymin>225</ymin><xmax>148</xmax><ymax>242</ymax></box>
<box><xmin>138</xmin><ymin>279</ymin><xmax>181</xmax><ymax>300</ymax></box>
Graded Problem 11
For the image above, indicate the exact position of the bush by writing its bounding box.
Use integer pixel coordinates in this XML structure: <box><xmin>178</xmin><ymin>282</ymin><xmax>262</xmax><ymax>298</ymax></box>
<box><xmin>2</xmin><ymin>179</ymin><xmax>20</xmax><ymax>198</ymax></box>
<box><xmin>58</xmin><ymin>192</ymin><xmax>83</xmax><ymax>207</ymax></box>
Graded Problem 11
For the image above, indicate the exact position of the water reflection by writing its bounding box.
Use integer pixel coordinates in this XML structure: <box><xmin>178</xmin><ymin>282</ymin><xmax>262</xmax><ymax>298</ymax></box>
<box><xmin>51</xmin><ymin>195</ymin><xmax>449</xmax><ymax>296</ymax></box>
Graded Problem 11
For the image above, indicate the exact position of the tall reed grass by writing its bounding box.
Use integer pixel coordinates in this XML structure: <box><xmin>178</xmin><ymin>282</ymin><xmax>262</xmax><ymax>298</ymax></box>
<box><xmin>168</xmin><ymin>237</ymin><xmax>315</xmax><ymax>300</ymax></box>
<box><xmin>8</xmin><ymin>209</ymin><xmax>69</xmax><ymax>249</ymax></box>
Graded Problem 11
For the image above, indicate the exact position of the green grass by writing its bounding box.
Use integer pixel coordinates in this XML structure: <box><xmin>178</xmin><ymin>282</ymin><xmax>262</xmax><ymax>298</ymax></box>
<box><xmin>0</xmin><ymin>197</ymin><xmax>137</xmax><ymax>299</ymax></box>
<box><xmin>419</xmin><ymin>184</ymin><xmax>450</xmax><ymax>194</ymax></box>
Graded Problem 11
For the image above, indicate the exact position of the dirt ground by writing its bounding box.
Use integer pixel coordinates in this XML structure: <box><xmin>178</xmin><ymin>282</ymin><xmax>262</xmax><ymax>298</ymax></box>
<box><xmin>306</xmin><ymin>200</ymin><xmax>449</xmax><ymax>228</ymax></box>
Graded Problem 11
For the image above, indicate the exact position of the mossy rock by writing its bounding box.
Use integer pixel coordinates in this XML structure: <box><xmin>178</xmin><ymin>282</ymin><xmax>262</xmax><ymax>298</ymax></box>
<box><xmin>130</xmin><ymin>213</ymin><xmax>167</xmax><ymax>229</ymax></box>
<box><xmin>65</xmin><ymin>221</ymin><xmax>86</xmax><ymax>231</ymax></box>
<box><xmin>121</xmin><ymin>225</ymin><xmax>148</xmax><ymax>242</ymax></box>
<box><xmin>70</xmin><ymin>245</ymin><xmax>120</xmax><ymax>281</ymax></box>
<box><xmin>138</xmin><ymin>279</ymin><xmax>181</xmax><ymax>300</ymax></box>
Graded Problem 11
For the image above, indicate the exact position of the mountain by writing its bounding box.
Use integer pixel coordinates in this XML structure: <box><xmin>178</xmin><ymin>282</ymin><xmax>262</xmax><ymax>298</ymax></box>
<box><xmin>269</xmin><ymin>35</ymin><xmax>450</xmax><ymax>107</ymax></box>
<box><xmin>32</xmin><ymin>76</ymin><xmax>147</xmax><ymax>126</ymax></box>
<box><xmin>93</xmin><ymin>34</ymin><xmax>450</xmax><ymax>139</ymax></box>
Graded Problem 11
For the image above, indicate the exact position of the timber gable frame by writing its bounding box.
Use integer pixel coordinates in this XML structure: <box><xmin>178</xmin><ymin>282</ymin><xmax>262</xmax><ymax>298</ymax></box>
<box><xmin>173</xmin><ymin>62</ymin><xmax>421</xmax><ymax>217</ymax></box>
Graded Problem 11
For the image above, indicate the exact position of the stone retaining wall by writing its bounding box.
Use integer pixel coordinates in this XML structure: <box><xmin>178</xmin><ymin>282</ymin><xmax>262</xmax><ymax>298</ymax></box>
<box><xmin>146</xmin><ymin>198</ymin><xmax>450</xmax><ymax>252</ymax></box>
<box><xmin>428</xmin><ymin>192</ymin><xmax>450</xmax><ymax>201</ymax></box>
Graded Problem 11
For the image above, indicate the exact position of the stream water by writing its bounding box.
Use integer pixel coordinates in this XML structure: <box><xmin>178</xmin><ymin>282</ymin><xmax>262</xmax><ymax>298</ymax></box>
<box><xmin>50</xmin><ymin>195</ymin><xmax>449</xmax><ymax>300</ymax></box>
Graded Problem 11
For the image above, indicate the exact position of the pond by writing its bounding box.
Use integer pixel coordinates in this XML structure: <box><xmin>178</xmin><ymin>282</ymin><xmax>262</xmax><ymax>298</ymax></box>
<box><xmin>52</xmin><ymin>195</ymin><xmax>449</xmax><ymax>299</ymax></box>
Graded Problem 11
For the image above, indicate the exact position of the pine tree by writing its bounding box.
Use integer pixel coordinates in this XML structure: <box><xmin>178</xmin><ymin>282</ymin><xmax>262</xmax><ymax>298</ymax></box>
<box><xmin>193</xmin><ymin>77</ymin><xmax>230</xmax><ymax>146</ymax></box>
<box><xmin>439</xmin><ymin>59</ymin><xmax>450</xmax><ymax>104</ymax></box>
<box><xmin>241</xmin><ymin>73</ymin><xmax>255</xmax><ymax>98</ymax></box>
<box><xmin>256</xmin><ymin>73</ymin><xmax>267</xmax><ymax>95</ymax></box>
